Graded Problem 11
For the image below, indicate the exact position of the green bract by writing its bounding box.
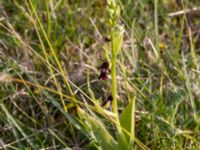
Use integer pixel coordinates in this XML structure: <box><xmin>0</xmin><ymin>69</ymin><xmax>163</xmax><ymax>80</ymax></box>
<box><xmin>111</xmin><ymin>25</ymin><xmax>124</xmax><ymax>56</ymax></box>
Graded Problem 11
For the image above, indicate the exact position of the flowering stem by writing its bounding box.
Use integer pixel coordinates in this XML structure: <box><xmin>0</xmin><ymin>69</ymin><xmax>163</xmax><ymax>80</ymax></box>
<box><xmin>111</xmin><ymin>33</ymin><xmax>122</xmax><ymax>137</ymax></box>
<box><xmin>111</xmin><ymin>43</ymin><xmax>127</xmax><ymax>147</ymax></box>
<box><xmin>111</xmin><ymin>54</ymin><xmax>118</xmax><ymax>117</ymax></box>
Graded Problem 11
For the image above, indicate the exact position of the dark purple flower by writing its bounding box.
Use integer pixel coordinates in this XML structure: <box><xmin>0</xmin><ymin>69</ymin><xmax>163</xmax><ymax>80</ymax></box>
<box><xmin>101</xmin><ymin>95</ymin><xmax>113</xmax><ymax>107</ymax></box>
<box><xmin>98</xmin><ymin>61</ymin><xmax>111</xmax><ymax>80</ymax></box>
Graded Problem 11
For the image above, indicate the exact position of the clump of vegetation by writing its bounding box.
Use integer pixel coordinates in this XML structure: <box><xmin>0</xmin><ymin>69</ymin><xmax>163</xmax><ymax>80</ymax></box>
<box><xmin>0</xmin><ymin>0</ymin><xmax>200</xmax><ymax>149</ymax></box>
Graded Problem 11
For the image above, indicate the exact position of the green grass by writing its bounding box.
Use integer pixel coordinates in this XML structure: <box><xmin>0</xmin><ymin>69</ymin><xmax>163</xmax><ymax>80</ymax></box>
<box><xmin>0</xmin><ymin>0</ymin><xmax>200</xmax><ymax>149</ymax></box>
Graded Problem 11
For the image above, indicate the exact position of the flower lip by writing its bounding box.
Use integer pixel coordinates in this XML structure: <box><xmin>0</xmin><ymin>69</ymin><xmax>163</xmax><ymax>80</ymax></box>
<box><xmin>98</xmin><ymin>61</ymin><xmax>111</xmax><ymax>80</ymax></box>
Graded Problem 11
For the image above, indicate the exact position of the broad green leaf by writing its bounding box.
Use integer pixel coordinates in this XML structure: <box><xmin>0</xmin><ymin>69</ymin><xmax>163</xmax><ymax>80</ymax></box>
<box><xmin>77</xmin><ymin>107</ymin><xmax>117</xmax><ymax>150</ymax></box>
<box><xmin>120</xmin><ymin>96</ymin><xmax>136</xmax><ymax>147</ymax></box>
<box><xmin>116</xmin><ymin>131</ymin><xmax>128</xmax><ymax>150</ymax></box>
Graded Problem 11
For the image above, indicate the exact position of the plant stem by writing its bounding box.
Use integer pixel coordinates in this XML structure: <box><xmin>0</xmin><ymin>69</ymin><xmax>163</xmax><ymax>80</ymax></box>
<box><xmin>111</xmin><ymin>47</ymin><xmax>123</xmax><ymax>135</ymax></box>
<box><xmin>111</xmin><ymin>54</ymin><xmax>118</xmax><ymax>117</ymax></box>
<box><xmin>111</xmin><ymin>52</ymin><xmax>128</xmax><ymax>147</ymax></box>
